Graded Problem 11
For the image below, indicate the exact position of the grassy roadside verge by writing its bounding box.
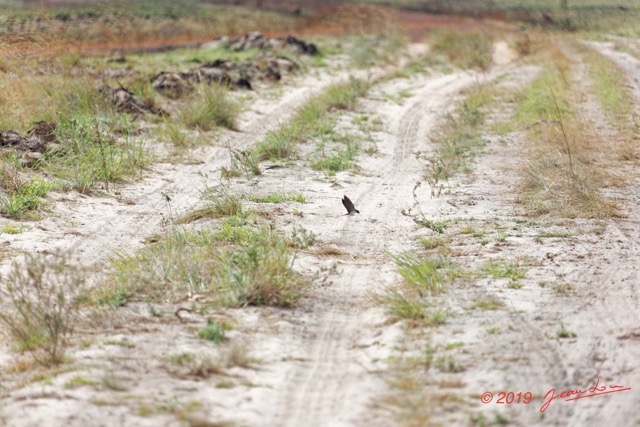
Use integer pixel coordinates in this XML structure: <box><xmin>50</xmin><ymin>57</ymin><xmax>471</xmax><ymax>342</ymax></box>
<box><xmin>509</xmin><ymin>40</ymin><xmax>628</xmax><ymax>218</ymax></box>
<box><xmin>576</xmin><ymin>42</ymin><xmax>636</xmax><ymax>136</ymax></box>
<box><xmin>429</xmin><ymin>29</ymin><xmax>494</xmax><ymax>70</ymax></box>
<box><xmin>1</xmin><ymin>89</ymin><xmax>152</xmax><ymax>218</ymax></box>
<box><xmin>99</xmin><ymin>225</ymin><xmax>305</xmax><ymax>308</ymax></box>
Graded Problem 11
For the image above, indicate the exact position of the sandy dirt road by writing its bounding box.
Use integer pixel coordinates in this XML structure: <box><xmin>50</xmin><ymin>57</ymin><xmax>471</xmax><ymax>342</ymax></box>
<box><xmin>0</xmin><ymin>41</ymin><xmax>497</xmax><ymax>424</ymax></box>
<box><xmin>2</xmin><ymin>36</ymin><xmax>640</xmax><ymax>427</ymax></box>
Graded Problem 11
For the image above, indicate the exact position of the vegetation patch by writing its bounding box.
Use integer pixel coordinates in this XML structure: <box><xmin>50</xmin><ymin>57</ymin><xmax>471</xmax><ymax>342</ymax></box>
<box><xmin>557</xmin><ymin>322</ymin><xmax>577</xmax><ymax>338</ymax></box>
<box><xmin>311</xmin><ymin>143</ymin><xmax>359</xmax><ymax>175</ymax></box>
<box><xmin>177</xmin><ymin>84</ymin><xmax>240</xmax><ymax>131</ymax></box>
<box><xmin>243</xmin><ymin>192</ymin><xmax>306</xmax><ymax>204</ymax></box>
<box><xmin>176</xmin><ymin>191</ymin><xmax>243</xmax><ymax>224</ymax></box>
<box><xmin>197</xmin><ymin>320</ymin><xmax>230</xmax><ymax>343</ymax></box>
<box><xmin>0</xmin><ymin>176</ymin><xmax>53</xmax><ymax>220</ymax></box>
<box><xmin>429</xmin><ymin>29</ymin><xmax>493</xmax><ymax>70</ymax></box>
<box><xmin>321</xmin><ymin>77</ymin><xmax>371</xmax><ymax>110</ymax></box>
<box><xmin>392</xmin><ymin>253</ymin><xmax>460</xmax><ymax>295</ymax></box>
<box><xmin>65</xmin><ymin>375</ymin><xmax>98</xmax><ymax>389</ymax></box>
<box><xmin>103</xmin><ymin>222</ymin><xmax>306</xmax><ymax>307</ymax></box>
<box><xmin>511</xmin><ymin>43</ymin><xmax>623</xmax><ymax>218</ymax></box>
<box><xmin>253</xmin><ymin>77</ymin><xmax>371</xmax><ymax>164</ymax></box>
<box><xmin>380</xmin><ymin>254</ymin><xmax>462</xmax><ymax>325</ymax></box>
<box><xmin>0</xmin><ymin>252</ymin><xmax>86</xmax><ymax>365</ymax></box>
<box><xmin>473</xmin><ymin>295</ymin><xmax>504</xmax><ymax>311</ymax></box>
<box><xmin>419</xmin><ymin>84</ymin><xmax>493</xmax><ymax>196</ymax></box>
<box><xmin>45</xmin><ymin>117</ymin><xmax>150</xmax><ymax>193</ymax></box>
<box><xmin>479</xmin><ymin>259</ymin><xmax>527</xmax><ymax>280</ymax></box>
<box><xmin>579</xmin><ymin>43</ymin><xmax>635</xmax><ymax>135</ymax></box>
<box><xmin>348</xmin><ymin>32</ymin><xmax>406</xmax><ymax>68</ymax></box>
<box><xmin>221</xmin><ymin>149</ymin><xmax>262</xmax><ymax>179</ymax></box>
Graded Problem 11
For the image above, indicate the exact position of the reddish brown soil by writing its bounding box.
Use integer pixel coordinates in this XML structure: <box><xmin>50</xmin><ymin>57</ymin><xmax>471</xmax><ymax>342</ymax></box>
<box><xmin>395</xmin><ymin>10</ymin><xmax>516</xmax><ymax>41</ymax></box>
<box><xmin>6</xmin><ymin>4</ymin><xmax>515</xmax><ymax>58</ymax></box>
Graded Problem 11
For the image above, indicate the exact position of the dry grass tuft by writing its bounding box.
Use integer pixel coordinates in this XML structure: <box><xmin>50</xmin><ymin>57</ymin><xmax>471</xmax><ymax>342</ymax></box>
<box><xmin>0</xmin><ymin>252</ymin><xmax>86</xmax><ymax>366</ymax></box>
<box><xmin>428</xmin><ymin>28</ymin><xmax>494</xmax><ymax>70</ymax></box>
<box><xmin>175</xmin><ymin>191</ymin><xmax>243</xmax><ymax>224</ymax></box>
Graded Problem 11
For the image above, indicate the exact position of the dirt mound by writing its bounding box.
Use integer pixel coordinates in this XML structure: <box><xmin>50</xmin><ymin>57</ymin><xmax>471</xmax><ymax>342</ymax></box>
<box><xmin>98</xmin><ymin>84</ymin><xmax>166</xmax><ymax>116</ymax></box>
<box><xmin>284</xmin><ymin>35</ymin><xmax>319</xmax><ymax>55</ymax></box>
<box><xmin>149</xmin><ymin>32</ymin><xmax>310</xmax><ymax>98</ymax></box>
<box><xmin>27</xmin><ymin>121</ymin><xmax>57</xmax><ymax>145</ymax></box>
<box><xmin>150</xmin><ymin>71</ymin><xmax>192</xmax><ymax>99</ymax></box>
<box><xmin>0</xmin><ymin>131</ymin><xmax>46</xmax><ymax>154</ymax></box>
<box><xmin>227</xmin><ymin>32</ymin><xmax>319</xmax><ymax>56</ymax></box>
<box><xmin>192</xmin><ymin>59</ymin><xmax>246</xmax><ymax>87</ymax></box>
<box><xmin>0</xmin><ymin>121</ymin><xmax>60</xmax><ymax>166</ymax></box>
<box><xmin>197</xmin><ymin>56</ymin><xmax>295</xmax><ymax>83</ymax></box>
<box><xmin>227</xmin><ymin>31</ymin><xmax>277</xmax><ymax>51</ymax></box>
<box><xmin>151</xmin><ymin>55</ymin><xmax>297</xmax><ymax>97</ymax></box>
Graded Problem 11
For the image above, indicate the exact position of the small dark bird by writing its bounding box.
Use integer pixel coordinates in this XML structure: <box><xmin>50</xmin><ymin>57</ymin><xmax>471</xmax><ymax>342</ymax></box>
<box><xmin>342</xmin><ymin>195</ymin><xmax>360</xmax><ymax>215</ymax></box>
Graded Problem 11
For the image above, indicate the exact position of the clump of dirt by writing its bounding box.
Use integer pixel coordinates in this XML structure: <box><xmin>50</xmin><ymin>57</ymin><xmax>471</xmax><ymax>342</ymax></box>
<box><xmin>150</xmin><ymin>71</ymin><xmax>192</xmax><ymax>99</ymax></box>
<box><xmin>227</xmin><ymin>31</ymin><xmax>277</xmax><ymax>51</ymax></box>
<box><xmin>195</xmin><ymin>55</ymin><xmax>296</xmax><ymax>84</ymax></box>
<box><xmin>227</xmin><ymin>32</ymin><xmax>319</xmax><ymax>56</ymax></box>
<box><xmin>98</xmin><ymin>84</ymin><xmax>166</xmax><ymax>116</ymax></box>
<box><xmin>0</xmin><ymin>121</ymin><xmax>60</xmax><ymax>167</ymax></box>
<box><xmin>284</xmin><ymin>35</ymin><xmax>319</xmax><ymax>55</ymax></box>
<box><xmin>27</xmin><ymin>121</ymin><xmax>57</xmax><ymax>145</ymax></box>
<box><xmin>151</xmin><ymin>54</ymin><xmax>298</xmax><ymax>98</ymax></box>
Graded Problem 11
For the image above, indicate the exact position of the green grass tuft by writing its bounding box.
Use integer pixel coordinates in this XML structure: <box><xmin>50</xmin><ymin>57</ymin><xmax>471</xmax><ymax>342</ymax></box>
<box><xmin>244</xmin><ymin>192</ymin><xmax>306</xmax><ymax>204</ymax></box>
<box><xmin>322</xmin><ymin>77</ymin><xmax>371</xmax><ymax>110</ymax></box>
<box><xmin>252</xmin><ymin>77</ymin><xmax>370</xmax><ymax>164</ymax></box>
<box><xmin>0</xmin><ymin>178</ymin><xmax>53</xmax><ymax>220</ymax></box>
<box><xmin>311</xmin><ymin>143</ymin><xmax>359</xmax><ymax>175</ymax></box>
<box><xmin>420</xmin><ymin>84</ymin><xmax>492</xmax><ymax>196</ymax></box>
<box><xmin>480</xmin><ymin>259</ymin><xmax>527</xmax><ymax>280</ymax></box>
<box><xmin>178</xmin><ymin>84</ymin><xmax>240</xmax><ymax>131</ymax></box>
<box><xmin>391</xmin><ymin>253</ymin><xmax>460</xmax><ymax>296</ymax></box>
<box><xmin>176</xmin><ymin>191</ymin><xmax>243</xmax><ymax>224</ymax></box>
<box><xmin>197</xmin><ymin>320</ymin><xmax>228</xmax><ymax>343</ymax></box>
<box><xmin>46</xmin><ymin>116</ymin><xmax>150</xmax><ymax>193</ymax></box>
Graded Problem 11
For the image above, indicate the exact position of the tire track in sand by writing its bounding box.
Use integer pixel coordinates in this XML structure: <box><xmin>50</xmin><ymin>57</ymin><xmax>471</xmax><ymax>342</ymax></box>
<box><xmin>275</xmin><ymin>70</ymin><xmax>490</xmax><ymax>427</ymax></box>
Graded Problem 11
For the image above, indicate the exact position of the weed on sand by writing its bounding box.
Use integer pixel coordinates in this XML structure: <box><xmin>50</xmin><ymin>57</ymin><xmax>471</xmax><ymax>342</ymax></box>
<box><xmin>0</xmin><ymin>252</ymin><xmax>86</xmax><ymax>365</ymax></box>
<box><xmin>0</xmin><ymin>176</ymin><xmax>54</xmax><ymax>220</ymax></box>
<box><xmin>380</xmin><ymin>254</ymin><xmax>462</xmax><ymax>325</ymax></box>
<box><xmin>176</xmin><ymin>191</ymin><xmax>243</xmax><ymax>224</ymax></box>
<box><xmin>101</xmin><ymin>221</ymin><xmax>306</xmax><ymax>307</ymax></box>
<box><xmin>429</xmin><ymin>29</ymin><xmax>494</xmax><ymax>70</ymax></box>
<box><xmin>177</xmin><ymin>84</ymin><xmax>241</xmax><ymax>131</ymax></box>
<box><xmin>419</xmin><ymin>84</ymin><xmax>493</xmax><ymax>196</ymax></box>
<box><xmin>45</xmin><ymin>117</ymin><xmax>151</xmax><ymax>193</ymax></box>
<box><xmin>244</xmin><ymin>192</ymin><xmax>306</xmax><ymax>204</ymax></box>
